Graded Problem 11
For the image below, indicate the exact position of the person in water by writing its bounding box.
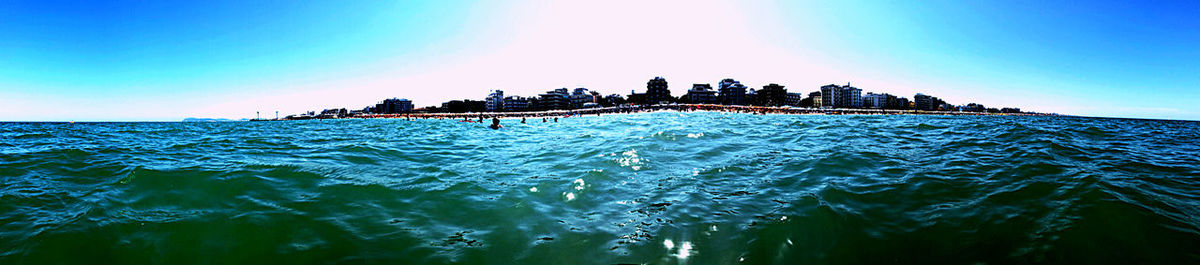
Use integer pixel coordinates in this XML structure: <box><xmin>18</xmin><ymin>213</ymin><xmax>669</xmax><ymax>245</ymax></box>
<box><xmin>554</xmin><ymin>117</ymin><xmax>558</xmax><ymax>122</ymax></box>
<box><xmin>521</xmin><ymin>117</ymin><xmax>526</xmax><ymax>124</ymax></box>
<box><xmin>542</xmin><ymin>118</ymin><xmax>547</xmax><ymax>123</ymax></box>
<box><xmin>489</xmin><ymin>117</ymin><xmax>502</xmax><ymax>129</ymax></box>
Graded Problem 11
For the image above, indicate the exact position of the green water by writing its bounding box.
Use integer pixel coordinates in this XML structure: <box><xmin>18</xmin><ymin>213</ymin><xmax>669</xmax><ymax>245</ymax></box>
<box><xmin>2</xmin><ymin>112</ymin><xmax>1199</xmax><ymax>264</ymax></box>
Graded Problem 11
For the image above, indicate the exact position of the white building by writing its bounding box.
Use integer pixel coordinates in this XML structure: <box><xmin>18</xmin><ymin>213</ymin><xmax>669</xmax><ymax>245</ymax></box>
<box><xmin>485</xmin><ymin>90</ymin><xmax>505</xmax><ymax>112</ymax></box>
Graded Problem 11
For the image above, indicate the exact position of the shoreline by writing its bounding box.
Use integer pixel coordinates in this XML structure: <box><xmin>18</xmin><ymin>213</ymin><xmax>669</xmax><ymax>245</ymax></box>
<box><xmin>262</xmin><ymin>104</ymin><xmax>1053</xmax><ymax>121</ymax></box>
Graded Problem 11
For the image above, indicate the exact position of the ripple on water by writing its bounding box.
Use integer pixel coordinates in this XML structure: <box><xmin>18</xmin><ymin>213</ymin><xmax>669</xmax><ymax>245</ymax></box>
<box><xmin>2</xmin><ymin>114</ymin><xmax>1200</xmax><ymax>264</ymax></box>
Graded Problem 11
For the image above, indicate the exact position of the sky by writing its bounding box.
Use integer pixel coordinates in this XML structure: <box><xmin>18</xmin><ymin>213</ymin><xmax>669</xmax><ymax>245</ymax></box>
<box><xmin>1</xmin><ymin>0</ymin><xmax>1198</xmax><ymax>121</ymax></box>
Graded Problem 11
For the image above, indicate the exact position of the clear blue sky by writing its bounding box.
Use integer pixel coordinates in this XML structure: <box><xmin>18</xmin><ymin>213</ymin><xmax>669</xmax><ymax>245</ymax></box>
<box><xmin>2</xmin><ymin>0</ymin><xmax>1197</xmax><ymax>121</ymax></box>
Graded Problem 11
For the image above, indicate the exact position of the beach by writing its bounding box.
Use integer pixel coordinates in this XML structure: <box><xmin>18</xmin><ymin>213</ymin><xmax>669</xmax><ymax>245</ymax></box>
<box><xmin>279</xmin><ymin>104</ymin><xmax>1050</xmax><ymax>121</ymax></box>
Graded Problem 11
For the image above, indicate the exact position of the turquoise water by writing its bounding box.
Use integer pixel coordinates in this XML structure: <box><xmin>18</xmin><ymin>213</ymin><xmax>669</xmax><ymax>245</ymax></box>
<box><xmin>2</xmin><ymin>112</ymin><xmax>1199</xmax><ymax>264</ymax></box>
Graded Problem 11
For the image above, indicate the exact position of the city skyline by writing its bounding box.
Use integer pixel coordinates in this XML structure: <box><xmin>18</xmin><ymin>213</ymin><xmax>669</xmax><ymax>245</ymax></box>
<box><xmin>2</xmin><ymin>0</ymin><xmax>1198</xmax><ymax>121</ymax></box>
<box><xmin>304</xmin><ymin>76</ymin><xmax>1020</xmax><ymax>118</ymax></box>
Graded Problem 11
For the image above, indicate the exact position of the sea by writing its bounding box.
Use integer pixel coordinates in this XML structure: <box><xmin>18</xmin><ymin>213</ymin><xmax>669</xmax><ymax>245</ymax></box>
<box><xmin>2</xmin><ymin>111</ymin><xmax>1199</xmax><ymax>264</ymax></box>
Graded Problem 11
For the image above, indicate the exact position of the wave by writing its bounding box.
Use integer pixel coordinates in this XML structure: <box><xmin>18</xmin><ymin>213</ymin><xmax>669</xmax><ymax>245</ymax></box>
<box><xmin>2</xmin><ymin>113</ymin><xmax>1199</xmax><ymax>263</ymax></box>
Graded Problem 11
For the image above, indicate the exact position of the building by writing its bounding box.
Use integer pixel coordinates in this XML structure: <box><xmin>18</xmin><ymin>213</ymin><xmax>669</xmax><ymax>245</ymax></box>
<box><xmin>681</xmin><ymin>84</ymin><xmax>717</xmax><ymax>104</ymax></box>
<box><xmin>755</xmin><ymin>83</ymin><xmax>788</xmax><ymax>106</ymax></box>
<box><xmin>933</xmin><ymin>97</ymin><xmax>949</xmax><ymax>111</ymax></box>
<box><xmin>786</xmin><ymin>92</ymin><xmax>803</xmax><ymax>107</ymax></box>
<box><xmin>841</xmin><ymin>84</ymin><xmax>862</xmax><ymax>108</ymax></box>
<box><xmin>503</xmin><ymin>96</ymin><xmax>529</xmax><ymax>112</ymax></box>
<box><xmin>805</xmin><ymin>91</ymin><xmax>822</xmax><ymax>108</ymax></box>
<box><xmin>746</xmin><ymin>88</ymin><xmax>757</xmax><ymax>106</ymax></box>
<box><xmin>627</xmin><ymin>89</ymin><xmax>646</xmax><ymax>105</ymax></box>
<box><xmin>914</xmin><ymin>93</ymin><xmax>933</xmax><ymax>110</ymax></box>
<box><xmin>441</xmin><ymin>100</ymin><xmax>485</xmax><ymax>113</ymax></box>
<box><xmin>820</xmin><ymin>84</ymin><xmax>842</xmax><ymax>108</ymax></box>
<box><xmin>961</xmin><ymin>103</ymin><xmax>986</xmax><ymax>112</ymax></box>
<box><xmin>819</xmin><ymin>83</ymin><xmax>863</xmax><ymax>108</ymax></box>
<box><xmin>318</xmin><ymin>108</ymin><xmax>348</xmax><ymax>118</ymax></box>
<box><xmin>485</xmin><ymin>90</ymin><xmax>505</xmax><ymax>112</ymax></box>
<box><xmin>893</xmin><ymin>97</ymin><xmax>911</xmax><ymax>110</ymax></box>
<box><xmin>526</xmin><ymin>97</ymin><xmax>542</xmax><ymax>111</ymax></box>
<box><xmin>589</xmin><ymin>91</ymin><xmax>602</xmax><ymax>107</ymax></box>
<box><xmin>718</xmin><ymin>78</ymin><xmax>748</xmax><ymax>105</ymax></box>
<box><xmin>644</xmin><ymin>77</ymin><xmax>673</xmax><ymax>104</ymax></box>
<box><xmin>374</xmin><ymin>98</ymin><xmax>413</xmax><ymax>114</ymax></box>
<box><xmin>602</xmin><ymin>94</ymin><xmax>626</xmax><ymax>107</ymax></box>
<box><xmin>569</xmin><ymin>87</ymin><xmax>595</xmax><ymax>109</ymax></box>
<box><xmin>863</xmin><ymin>92</ymin><xmax>889</xmax><ymax>109</ymax></box>
<box><xmin>539</xmin><ymin>88</ymin><xmax>570</xmax><ymax>110</ymax></box>
<box><xmin>915</xmin><ymin>94</ymin><xmax>948</xmax><ymax>111</ymax></box>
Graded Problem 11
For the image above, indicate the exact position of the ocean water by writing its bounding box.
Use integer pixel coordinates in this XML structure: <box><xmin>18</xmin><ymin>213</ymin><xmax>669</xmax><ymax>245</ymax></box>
<box><xmin>2</xmin><ymin>112</ymin><xmax>1199</xmax><ymax>264</ymax></box>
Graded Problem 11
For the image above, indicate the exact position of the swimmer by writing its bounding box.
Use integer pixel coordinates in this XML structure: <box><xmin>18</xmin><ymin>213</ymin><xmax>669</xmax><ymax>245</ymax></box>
<box><xmin>489</xmin><ymin>117</ymin><xmax>502</xmax><ymax>129</ymax></box>
<box><xmin>554</xmin><ymin>117</ymin><xmax>558</xmax><ymax>122</ymax></box>
<box><xmin>521</xmin><ymin>117</ymin><xmax>526</xmax><ymax>124</ymax></box>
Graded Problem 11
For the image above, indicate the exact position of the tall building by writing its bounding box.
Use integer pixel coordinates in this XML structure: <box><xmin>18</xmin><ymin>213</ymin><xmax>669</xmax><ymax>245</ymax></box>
<box><xmin>485</xmin><ymin>90</ymin><xmax>505</xmax><ymax>112</ymax></box>
<box><xmin>539</xmin><ymin>88</ymin><xmax>570</xmax><ymax>110</ymax></box>
<box><xmin>681</xmin><ymin>84</ymin><xmax>717</xmax><ymax>104</ymax></box>
<box><xmin>755</xmin><ymin>83</ymin><xmax>788</xmax><ymax>106</ymax></box>
<box><xmin>718</xmin><ymin>78</ymin><xmax>748</xmax><ymax>105</ymax></box>
<box><xmin>914</xmin><ymin>93</ymin><xmax>932</xmax><ymax>110</ymax></box>
<box><xmin>375</xmin><ymin>98</ymin><xmax>413</xmax><ymax>114</ymax></box>
<box><xmin>820</xmin><ymin>84</ymin><xmax>842</xmax><ymax>108</ymax></box>
<box><xmin>645</xmin><ymin>77</ymin><xmax>673</xmax><ymax>104</ymax></box>
<box><xmin>503</xmin><ymin>96</ymin><xmax>529</xmax><ymax>112</ymax></box>
<box><xmin>568</xmin><ymin>87</ymin><xmax>595</xmax><ymax>108</ymax></box>
<box><xmin>820</xmin><ymin>83</ymin><xmax>863</xmax><ymax>108</ymax></box>
<box><xmin>841</xmin><ymin>84</ymin><xmax>862</xmax><ymax>108</ymax></box>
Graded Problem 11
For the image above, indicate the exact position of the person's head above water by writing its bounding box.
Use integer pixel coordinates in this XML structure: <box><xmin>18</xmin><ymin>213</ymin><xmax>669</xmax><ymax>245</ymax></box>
<box><xmin>489</xmin><ymin>117</ymin><xmax>501</xmax><ymax>129</ymax></box>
